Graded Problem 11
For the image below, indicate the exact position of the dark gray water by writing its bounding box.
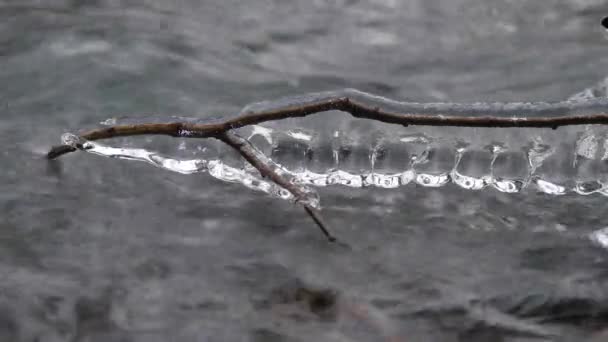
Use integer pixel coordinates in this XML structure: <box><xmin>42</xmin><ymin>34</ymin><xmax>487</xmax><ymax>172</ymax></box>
<box><xmin>4</xmin><ymin>1</ymin><xmax>608</xmax><ymax>341</ymax></box>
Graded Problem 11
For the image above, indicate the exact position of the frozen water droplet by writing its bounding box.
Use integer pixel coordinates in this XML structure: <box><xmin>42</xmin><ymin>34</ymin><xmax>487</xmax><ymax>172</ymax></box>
<box><xmin>100</xmin><ymin>118</ymin><xmax>117</xmax><ymax>126</ymax></box>
<box><xmin>61</xmin><ymin>133</ymin><xmax>83</xmax><ymax>147</ymax></box>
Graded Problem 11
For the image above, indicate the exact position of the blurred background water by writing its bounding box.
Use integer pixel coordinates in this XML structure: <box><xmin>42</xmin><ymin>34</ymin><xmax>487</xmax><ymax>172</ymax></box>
<box><xmin>3</xmin><ymin>1</ymin><xmax>608</xmax><ymax>341</ymax></box>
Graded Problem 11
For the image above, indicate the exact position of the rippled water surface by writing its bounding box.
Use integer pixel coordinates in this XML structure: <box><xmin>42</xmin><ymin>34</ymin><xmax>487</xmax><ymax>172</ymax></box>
<box><xmin>4</xmin><ymin>1</ymin><xmax>608</xmax><ymax>341</ymax></box>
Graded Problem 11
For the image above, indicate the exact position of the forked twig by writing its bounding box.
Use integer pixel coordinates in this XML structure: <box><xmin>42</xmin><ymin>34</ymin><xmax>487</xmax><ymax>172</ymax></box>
<box><xmin>218</xmin><ymin>131</ymin><xmax>336</xmax><ymax>242</ymax></box>
<box><xmin>46</xmin><ymin>89</ymin><xmax>608</xmax><ymax>241</ymax></box>
<box><xmin>47</xmin><ymin>89</ymin><xmax>608</xmax><ymax>159</ymax></box>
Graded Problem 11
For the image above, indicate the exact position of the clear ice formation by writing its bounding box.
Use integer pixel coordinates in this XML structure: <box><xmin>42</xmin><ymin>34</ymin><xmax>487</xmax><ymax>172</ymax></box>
<box><xmin>61</xmin><ymin>132</ymin><xmax>303</xmax><ymax>206</ymax></box>
<box><xmin>63</xmin><ymin>86</ymin><xmax>608</xmax><ymax>206</ymax></box>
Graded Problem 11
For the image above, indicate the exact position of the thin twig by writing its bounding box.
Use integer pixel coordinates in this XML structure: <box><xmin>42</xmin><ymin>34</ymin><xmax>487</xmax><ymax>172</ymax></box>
<box><xmin>47</xmin><ymin>89</ymin><xmax>608</xmax><ymax>159</ymax></box>
<box><xmin>218</xmin><ymin>131</ymin><xmax>336</xmax><ymax>242</ymax></box>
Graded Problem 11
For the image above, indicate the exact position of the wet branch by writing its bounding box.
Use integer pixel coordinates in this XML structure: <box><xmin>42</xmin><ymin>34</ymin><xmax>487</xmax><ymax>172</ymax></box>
<box><xmin>47</xmin><ymin>89</ymin><xmax>608</xmax><ymax>159</ymax></box>
<box><xmin>218</xmin><ymin>131</ymin><xmax>336</xmax><ymax>242</ymax></box>
<box><xmin>46</xmin><ymin>89</ymin><xmax>608</xmax><ymax>241</ymax></box>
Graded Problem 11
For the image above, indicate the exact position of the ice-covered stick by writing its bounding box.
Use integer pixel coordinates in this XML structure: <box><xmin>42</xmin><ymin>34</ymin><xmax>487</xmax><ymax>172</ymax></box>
<box><xmin>218</xmin><ymin>131</ymin><xmax>336</xmax><ymax>242</ymax></box>
<box><xmin>47</xmin><ymin>89</ymin><xmax>608</xmax><ymax>160</ymax></box>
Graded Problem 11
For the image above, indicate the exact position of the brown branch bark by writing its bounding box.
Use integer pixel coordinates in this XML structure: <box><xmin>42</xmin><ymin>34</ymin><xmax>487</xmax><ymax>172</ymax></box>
<box><xmin>218</xmin><ymin>131</ymin><xmax>336</xmax><ymax>242</ymax></box>
<box><xmin>47</xmin><ymin>90</ymin><xmax>608</xmax><ymax>159</ymax></box>
<box><xmin>46</xmin><ymin>90</ymin><xmax>608</xmax><ymax>241</ymax></box>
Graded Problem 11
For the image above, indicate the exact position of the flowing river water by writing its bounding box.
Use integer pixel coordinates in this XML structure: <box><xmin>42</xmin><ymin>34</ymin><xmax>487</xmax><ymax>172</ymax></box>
<box><xmin>3</xmin><ymin>1</ymin><xmax>608</xmax><ymax>341</ymax></box>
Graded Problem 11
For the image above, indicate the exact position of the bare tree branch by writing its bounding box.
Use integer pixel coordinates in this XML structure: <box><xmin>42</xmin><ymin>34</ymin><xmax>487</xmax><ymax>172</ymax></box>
<box><xmin>47</xmin><ymin>89</ymin><xmax>608</xmax><ymax>159</ymax></box>
<box><xmin>218</xmin><ymin>131</ymin><xmax>336</xmax><ymax>242</ymax></box>
<box><xmin>46</xmin><ymin>89</ymin><xmax>608</xmax><ymax>241</ymax></box>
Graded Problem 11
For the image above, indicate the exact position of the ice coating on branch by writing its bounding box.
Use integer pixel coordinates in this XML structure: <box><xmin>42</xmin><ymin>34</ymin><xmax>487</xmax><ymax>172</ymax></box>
<box><xmin>239</xmin><ymin>88</ymin><xmax>608</xmax><ymax>118</ymax></box>
<box><xmin>81</xmin><ymin>140</ymin><xmax>208</xmax><ymax>174</ymax></box>
<box><xmin>60</xmin><ymin>87</ymin><xmax>608</xmax><ymax>202</ymax></box>
<box><xmin>70</xmin><ymin>137</ymin><xmax>319</xmax><ymax>208</ymax></box>
<box><xmin>67</xmin><ymin>122</ymin><xmax>608</xmax><ymax>198</ymax></box>
<box><xmin>61</xmin><ymin>133</ymin><xmax>84</xmax><ymax>147</ymax></box>
<box><xmin>243</xmin><ymin>123</ymin><xmax>608</xmax><ymax>196</ymax></box>
<box><xmin>221</xmin><ymin>131</ymin><xmax>321</xmax><ymax>208</ymax></box>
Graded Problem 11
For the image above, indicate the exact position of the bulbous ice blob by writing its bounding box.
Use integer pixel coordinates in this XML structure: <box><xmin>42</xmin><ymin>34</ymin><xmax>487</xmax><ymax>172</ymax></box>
<box><xmin>61</xmin><ymin>133</ymin><xmax>84</xmax><ymax>147</ymax></box>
